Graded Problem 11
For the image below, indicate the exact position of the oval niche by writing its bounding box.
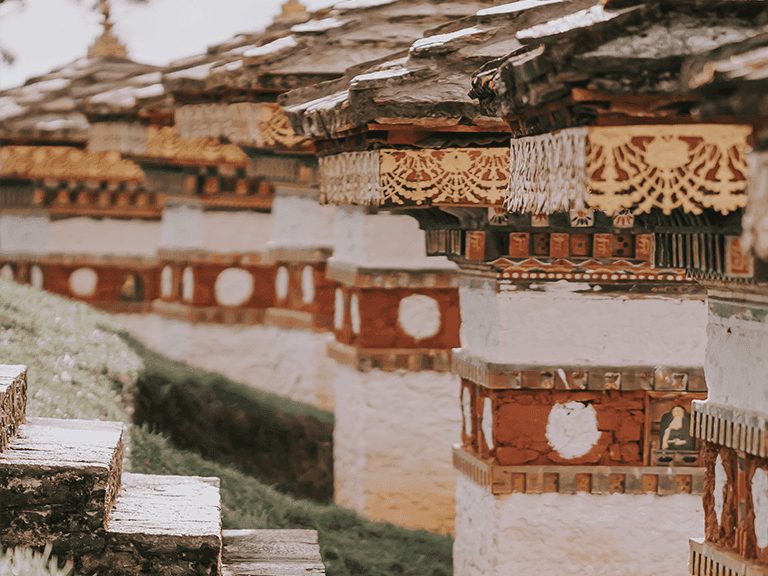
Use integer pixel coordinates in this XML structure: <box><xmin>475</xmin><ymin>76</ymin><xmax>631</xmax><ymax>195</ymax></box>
<box><xmin>214</xmin><ymin>268</ymin><xmax>254</xmax><ymax>307</ymax></box>
<box><xmin>69</xmin><ymin>267</ymin><xmax>98</xmax><ymax>298</ymax></box>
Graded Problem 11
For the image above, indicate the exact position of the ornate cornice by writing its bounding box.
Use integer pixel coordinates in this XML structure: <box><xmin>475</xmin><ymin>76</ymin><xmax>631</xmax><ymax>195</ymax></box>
<box><xmin>1</xmin><ymin>146</ymin><xmax>143</xmax><ymax>183</ymax></box>
<box><xmin>175</xmin><ymin>103</ymin><xmax>309</xmax><ymax>151</ymax></box>
<box><xmin>691</xmin><ymin>401</ymin><xmax>768</xmax><ymax>457</ymax></box>
<box><xmin>505</xmin><ymin>124</ymin><xmax>751</xmax><ymax>216</ymax></box>
<box><xmin>319</xmin><ymin>148</ymin><xmax>510</xmax><ymax>207</ymax></box>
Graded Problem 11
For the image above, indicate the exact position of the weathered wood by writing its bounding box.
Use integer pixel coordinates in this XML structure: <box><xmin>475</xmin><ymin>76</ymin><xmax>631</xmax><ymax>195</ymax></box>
<box><xmin>81</xmin><ymin>473</ymin><xmax>222</xmax><ymax>576</ymax></box>
<box><xmin>222</xmin><ymin>529</ymin><xmax>325</xmax><ymax>576</ymax></box>
<box><xmin>0</xmin><ymin>417</ymin><xmax>124</xmax><ymax>552</ymax></box>
<box><xmin>0</xmin><ymin>365</ymin><xmax>26</xmax><ymax>453</ymax></box>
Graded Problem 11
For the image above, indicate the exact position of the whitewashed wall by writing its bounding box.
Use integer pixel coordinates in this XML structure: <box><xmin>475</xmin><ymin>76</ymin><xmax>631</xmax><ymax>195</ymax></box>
<box><xmin>454</xmin><ymin>474</ymin><xmax>703</xmax><ymax>576</ymax></box>
<box><xmin>160</xmin><ymin>202</ymin><xmax>202</xmax><ymax>250</ymax></box>
<box><xmin>705</xmin><ymin>297</ymin><xmax>768</xmax><ymax>414</ymax></box>
<box><xmin>48</xmin><ymin>217</ymin><xmax>162</xmax><ymax>256</ymax></box>
<box><xmin>268</xmin><ymin>193</ymin><xmax>335</xmax><ymax>250</ymax></box>
<box><xmin>112</xmin><ymin>313</ymin><xmax>334</xmax><ymax>411</ymax></box>
<box><xmin>459</xmin><ymin>282</ymin><xmax>708</xmax><ymax>366</ymax></box>
<box><xmin>200</xmin><ymin>211</ymin><xmax>273</xmax><ymax>254</ymax></box>
<box><xmin>334</xmin><ymin>363</ymin><xmax>461</xmax><ymax>535</ymax></box>
<box><xmin>0</xmin><ymin>213</ymin><xmax>49</xmax><ymax>254</ymax></box>
<box><xmin>330</xmin><ymin>205</ymin><xmax>456</xmax><ymax>270</ymax></box>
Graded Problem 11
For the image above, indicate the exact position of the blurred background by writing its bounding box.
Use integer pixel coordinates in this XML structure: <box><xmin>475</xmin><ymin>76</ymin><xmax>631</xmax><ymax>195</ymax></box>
<box><xmin>0</xmin><ymin>0</ymin><xmax>338</xmax><ymax>89</ymax></box>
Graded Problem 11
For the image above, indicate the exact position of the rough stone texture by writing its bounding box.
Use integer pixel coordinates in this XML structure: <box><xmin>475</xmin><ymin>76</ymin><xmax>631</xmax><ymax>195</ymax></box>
<box><xmin>0</xmin><ymin>213</ymin><xmax>49</xmax><ymax>255</ymax></box>
<box><xmin>221</xmin><ymin>529</ymin><xmax>325</xmax><ymax>576</ymax></box>
<box><xmin>0</xmin><ymin>417</ymin><xmax>124</xmax><ymax>555</ymax></box>
<box><xmin>453</xmin><ymin>473</ymin><xmax>703</xmax><ymax>576</ymax></box>
<box><xmin>112</xmin><ymin>314</ymin><xmax>335</xmax><ymax>411</ymax></box>
<box><xmin>48</xmin><ymin>217</ymin><xmax>162</xmax><ymax>257</ymax></box>
<box><xmin>81</xmin><ymin>473</ymin><xmax>222</xmax><ymax>576</ymax></box>
<box><xmin>333</xmin><ymin>363</ymin><xmax>460</xmax><ymax>535</ymax></box>
<box><xmin>705</xmin><ymin>298</ymin><xmax>768</xmax><ymax>415</ymax></box>
<box><xmin>331</xmin><ymin>206</ymin><xmax>456</xmax><ymax>271</ymax></box>
<box><xmin>0</xmin><ymin>365</ymin><xmax>26</xmax><ymax>453</ymax></box>
<box><xmin>459</xmin><ymin>282</ymin><xmax>708</xmax><ymax>366</ymax></box>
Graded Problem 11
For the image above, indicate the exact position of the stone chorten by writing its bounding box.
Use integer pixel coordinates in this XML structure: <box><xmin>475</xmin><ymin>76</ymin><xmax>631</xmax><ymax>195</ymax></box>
<box><xmin>88</xmin><ymin>0</ymin><xmax>128</xmax><ymax>59</ymax></box>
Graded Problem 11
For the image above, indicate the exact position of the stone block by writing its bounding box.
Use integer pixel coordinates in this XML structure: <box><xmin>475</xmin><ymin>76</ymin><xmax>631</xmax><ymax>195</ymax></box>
<box><xmin>0</xmin><ymin>417</ymin><xmax>123</xmax><ymax>553</ymax></box>
<box><xmin>0</xmin><ymin>365</ymin><xmax>26</xmax><ymax>453</ymax></box>
<box><xmin>83</xmin><ymin>473</ymin><xmax>222</xmax><ymax>576</ymax></box>
<box><xmin>221</xmin><ymin>529</ymin><xmax>325</xmax><ymax>575</ymax></box>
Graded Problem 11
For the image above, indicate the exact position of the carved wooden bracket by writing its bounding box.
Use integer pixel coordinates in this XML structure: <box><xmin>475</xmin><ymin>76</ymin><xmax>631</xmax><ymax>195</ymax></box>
<box><xmin>175</xmin><ymin>103</ymin><xmax>309</xmax><ymax>151</ymax></box>
<box><xmin>1</xmin><ymin>146</ymin><xmax>144</xmax><ymax>183</ymax></box>
<box><xmin>319</xmin><ymin>148</ymin><xmax>510</xmax><ymax>206</ymax></box>
<box><xmin>505</xmin><ymin>124</ymin><xmax>751</xmax><ymax>216</ymax></box>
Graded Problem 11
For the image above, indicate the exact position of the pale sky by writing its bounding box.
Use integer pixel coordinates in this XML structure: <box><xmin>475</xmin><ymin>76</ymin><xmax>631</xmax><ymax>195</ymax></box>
<box><xmin>0</xmin><ymin>0</ymin><xmax>338</xmax><ymax>89</ymax></box>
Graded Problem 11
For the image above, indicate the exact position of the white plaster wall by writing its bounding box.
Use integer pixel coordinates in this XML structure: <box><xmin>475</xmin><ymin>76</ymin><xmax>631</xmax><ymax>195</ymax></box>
<box><xmin>268</xmin><ymin>194</ymin><xmax>335</xmax><ymax>249</ymax></box>
<box><xmin>459</xmin><ymin>283</ymin><xmax>707</xmax><ymax>366</ymax></box>
<box><xmin>334</xmin><ymin>363</ymin><xmax>461</xmax><ymax>535</ymax></box>
<box><xmin>270</xmin><ymin>327</ymin><xmax>335</xmax><ymax>412</ymax></box>
<box><xmin>705</xmin><ymin>301</ymin><xmax>768</xmax><ymax>414</ymax></box>
<box><xmin>48</xmin><ymin>217</ymin><xmax>161</xmax><ymax>256</ymax></box>
<box><xmin>330</xmin><ymin>206</ymin><xmax>456</xmax><ymax>270</ymax></box>
<box><xmin>160</xmin><ymin>203</ymin><xmax>202</xmax><ymax>249</ymax></box>
<box><xmin>454</xmin><ymin>474</ymin><xmax>703</xmax><ymax>576</ymax></box>
<box><xmin>0</xmin><ymin>213</ymin><xmax>49</xmax><ymax>254</ymax></box>
<box><xmin>111</xmin><ymin>314</ymin><xmax>334</xmax><ymax>411</ymax></box>
<box><xmin>200</xmin><ymin>211</ymin><xmax>273</xmax><ymax>254</ymax></box>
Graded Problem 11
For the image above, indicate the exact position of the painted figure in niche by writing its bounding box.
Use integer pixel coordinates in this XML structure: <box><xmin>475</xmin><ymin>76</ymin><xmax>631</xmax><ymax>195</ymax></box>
<box><xmin>660</xmin><ymin>406</ymin><xmax>695</xmax><ymax>452</ymax></box>
<box><xmin>120</xmin><ymin>273</ymin><xmax>143</xmax><ymax>302</ymax></box>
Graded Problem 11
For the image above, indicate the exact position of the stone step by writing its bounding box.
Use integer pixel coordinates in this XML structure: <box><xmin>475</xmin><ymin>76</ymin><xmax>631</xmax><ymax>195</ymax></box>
<box><xmin>222</xmin><ymin>529</ymin><xmax>325</xmax><ymax>576</ymax></box>
<box><xmin>0</xmin><ymin>365</ymin><xmax>27</xmax><ymax>452</ymax></box>
<box><xmin>81</xmin><ymin>472</ymin><xmax>222</xmax><ymax>575</ymax></box>
<box><xmin>0</xmin><ymin>416</ymin><xmax>124</xmax><ymax>555</ymax></box>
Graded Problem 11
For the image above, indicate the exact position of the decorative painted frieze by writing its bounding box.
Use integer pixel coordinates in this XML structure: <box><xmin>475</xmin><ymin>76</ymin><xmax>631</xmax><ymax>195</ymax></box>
<box><xmin>504</xmin><ymin>125</ymin><xmax>751</xmax><ymax>216</ymax></box>
<box><xmin>453</xmin><ymin>446</ymin><xmax>704</xmax><ymax>496</ymax></box>
<box><xmin>692</xmin><ymin>402</ymin><xmax>768</xmax><ymax>458</ymax></box>
<box><xmin>175</xmin><ymin>103</ymin><xmax>309</xmax><ymax>151</ymax></box>
<box><xmin>326</xmin><ymin>261</ymin><xmax>458</xmax><ymax>289</ymax></box>
<box><xmin>319</xmin><ymin>148</ymin><xmax>510</xmax><ymax>206</ymax></box>
<box><xmin>491</xmin><ymin>256</ymin><xmax>689</xmax><ymax>284</ymax></box>
<box><xmin>1</xmin><ymin>146</ymin><xmax>143</xmax><ymax>183</ymax></box>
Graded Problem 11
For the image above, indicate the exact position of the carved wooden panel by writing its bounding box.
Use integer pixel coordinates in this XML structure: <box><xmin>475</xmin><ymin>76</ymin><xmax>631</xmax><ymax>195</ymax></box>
<box><xmin>504</xmin><ymin>125</ymin><xmax>751</xmax><ymax>217</ymax></box>
<box><xmin>146</xmin><ymin>126</ymin><xmax>247</xmax><ymax>166</ymax></box>
<box><xmin>319</xmin><ymin>151</ymin><xmax>379</xmax><ymax>205</ymax></box>
<box><xmin>586</xmin><ymin>125</ymin><xmax>751</xmax><ymax>215</ymax></box>
<box><xmin>380</xmin><ymin>148</ymin><xmax>509</xmax><ymax>205</ymax></box>
<box><xmin>1</xmin><ymin>146</ymin><xmax>143</xmax><ymax>182</ymax></box>
<box><xmin>175</xmin><ymin>103</ymin><xmax>308</xmax><ymax>150</ymax></box>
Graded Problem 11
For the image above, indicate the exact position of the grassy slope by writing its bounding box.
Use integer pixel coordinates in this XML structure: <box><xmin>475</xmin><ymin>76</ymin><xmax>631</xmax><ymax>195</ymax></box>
<box><xmin>0</xmin><ymin>278</ymin><xmax>453</xmax><ymax>576</ymax></box>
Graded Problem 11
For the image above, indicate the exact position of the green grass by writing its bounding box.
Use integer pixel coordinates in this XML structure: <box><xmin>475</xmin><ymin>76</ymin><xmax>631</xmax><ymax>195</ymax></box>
<box><xmin>1</xmin><ymin>278</ymin><xmax>454</xmax><ymax>576</ymax></box>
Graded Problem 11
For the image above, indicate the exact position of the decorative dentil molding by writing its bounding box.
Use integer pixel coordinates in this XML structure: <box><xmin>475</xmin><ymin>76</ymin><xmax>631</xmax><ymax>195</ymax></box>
<box><xmin>320</xmin><ymin>148</ymin><xmax>510</xmax><ymax>206</ymax></box>
<box><xmin>504</xmin><ymin>125</ymin><xmax>750</xmax><ymax>216</ymax></box>
<box><xmin>505</xmin><ymin>127</ymin><xmax>589</xmax><ymax>215</ymax></box>
<box><xmin>175</xmin><ymin>103</ymin><xmax>307</xmax><ymax>150</ymax></box>
<box><xmin>319</xmin><ymin>151</ymin><xmax>379</xmax><ymax>205</ymax></box>
<box><xmin>0</xmin><ymin>146</ymin><xmax>143</xmax><ymax>182</ymax></box>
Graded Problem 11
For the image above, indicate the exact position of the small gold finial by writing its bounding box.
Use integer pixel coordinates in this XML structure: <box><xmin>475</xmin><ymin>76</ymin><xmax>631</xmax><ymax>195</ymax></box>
<box><xmin>274</xmin><ymin>0</ymin><xmax>307</xmax><ymax>23</ymax></box>
<box><xmin>88</xmin><ymin>0</ymin><xmax>128</xmax><ymax>59</ymax></box>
